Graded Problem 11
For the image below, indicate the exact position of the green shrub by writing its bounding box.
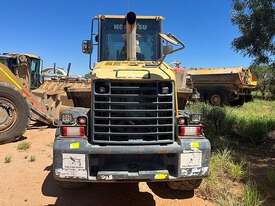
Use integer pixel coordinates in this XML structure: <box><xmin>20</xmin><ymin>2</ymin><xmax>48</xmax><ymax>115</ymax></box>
<box><xmin>186</xmin><ymin>100</ymin><xmax>275</xmax><ymax>144</ymax></box>
<box><xmin>4</xmin><ymin>155</ymin><xmax>12</xmax><ymax>163</ymax></box>
<box><xmin>215</xmin><ymin>182</ymin><xmax>263</xmax><ymax>206</ymax></box>
<box><xmin>199</xmin><ymin>150</ymin><xmax>229</xmax><ymax>199</ymax></box>
<box><xmin>212</xmin><ymin>149</ymin><xmax>232</xmax><ymax>172</ymax></box>
<box><xmin>243</xmin><ymin>182</ymin><xmax>263</xmax><ymax>206</ymax></box>
<box><xmin>216</xmin><ymin>190</ymin><xmax>242</xmax><ymax>206</ymax></box>
<box><xmin>228</xmin><ymin>161</ymin><xmax>246</xmax><ymax>181</ymax></box>
<box><xmin>199</xmin><ymin>149</ymin><xmax>245</xmax><ymax>200</ymax></box>
<box><xmin>198</xmin><ymin>149</ymin><xmax>261</xmax><ymax>206</ymax></box>
<box><xmin>17</xmin><ymin>141</ymin><xmax>31</xmax><ymax>151</ymax></box>
<box><xmin>210</xmin><ymin>149</ymin><xmax>246</xmax><ymax>181</ymax></box>
<box><xmin>29</xmin><ymin>155</ymin><xmax>36</xmax><ymax>162</ymax></box>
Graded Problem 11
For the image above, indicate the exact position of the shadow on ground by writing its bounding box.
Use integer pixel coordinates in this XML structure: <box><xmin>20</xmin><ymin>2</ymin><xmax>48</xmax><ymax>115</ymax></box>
<box><xmin>10</xmin><ymin>135</ymin><xmax>27</xmax><ymax>144</ymax></box>
<box><xmin>245</xmin><ymin>150</ymin><xmax>275</xmax><ymax>206</ymax></box>
<box><xmin>147</xmin><ymin>182</ymin><xmax>194</xmax><ymax>199</ymax></box>
<box><xmin>233</xmin><ymin>139</ymin><xmax>275</xmax><ymax>206</ymax></box>
<box><xmin>42</xmin><ymin>165</ymin><xmax>194</xmax><ymax>206</ymax></box>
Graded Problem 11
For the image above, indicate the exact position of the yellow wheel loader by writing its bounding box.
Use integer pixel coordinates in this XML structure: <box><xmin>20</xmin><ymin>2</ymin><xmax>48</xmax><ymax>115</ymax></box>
<box><xmin>52</xmin><ymin>12</ymin><xmax>211</xmax><ymax>192</ymax></box>
<box><xmin>0</xmin><ymin>53</ymin><xmax>64</xmax><ymax>143</ymax></box>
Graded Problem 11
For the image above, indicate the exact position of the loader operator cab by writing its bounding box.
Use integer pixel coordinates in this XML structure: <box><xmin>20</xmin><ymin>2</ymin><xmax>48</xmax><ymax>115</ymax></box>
<box><xmin>0</xmin><ymin>53</ymin><xmax>41</xmax><ymax>89</ymax></box>
<box><xmin>82</xmin><ymin>12</ymin><xmax>184</xmax><ymax>63</ymax></box>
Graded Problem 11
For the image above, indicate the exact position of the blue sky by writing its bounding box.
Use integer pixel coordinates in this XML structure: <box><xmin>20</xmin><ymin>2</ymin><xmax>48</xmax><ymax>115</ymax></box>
<box><xmin>0</xmin><ymin>0</ymin><xmax>251</xmax><ymax>75</ymax></box>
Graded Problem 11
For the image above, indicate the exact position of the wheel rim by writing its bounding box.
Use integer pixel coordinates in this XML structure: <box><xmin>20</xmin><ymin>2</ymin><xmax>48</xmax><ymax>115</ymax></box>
<box><xmin>210</xmin><ymin>95</ymin><xmax>221</xmax><ymax>106</ymax></box>
<box><xmin>0</xmin><ymin>97</ymin><xmax>17</xmax><ymax>132</ymax></box>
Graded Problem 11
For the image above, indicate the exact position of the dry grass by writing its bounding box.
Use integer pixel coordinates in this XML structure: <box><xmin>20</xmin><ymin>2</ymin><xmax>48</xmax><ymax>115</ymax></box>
<box><xmin>29</xmin><ymin>155</ymin><xmax>36</xmax><ymax>162</ymax></box>
<box><xmin>243</xmin><ymin>182</ymin><xmax>263</xmax><ymax>206</ymax></box>
<box><xmin>17</xmin><ymin>141</ymin><xmax>31</xmax><ymax>151</ymax></box>
<box><xmin>4</xmin><ymin>155</ymin><xmax>12</xmax><ymax>163</ymax></box>
<box><xmin>46</xmin><ymin>142</ymin><xmax>53</xmax><ymax>148</ymax></box>
<box><xmin>228</xmin><ymin>161</ymin><xmax>246</xmax><ymax>181</ymax></box>
<box><xmin>188</xmin><ymin>100</ymin><xmax>272</xmax><ymax>205</ymax></box>
<box><xmin>198</xmin><ymin>149</ymin><xmax>263</xmax><ymax>206</ymax></box>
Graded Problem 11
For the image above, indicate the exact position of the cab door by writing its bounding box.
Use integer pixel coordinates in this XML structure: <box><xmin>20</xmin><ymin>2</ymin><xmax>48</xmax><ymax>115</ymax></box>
<box><xmin>29</xmin><ymin>58</ymin><xmax>41</xmax><ymax>89</ymax></box>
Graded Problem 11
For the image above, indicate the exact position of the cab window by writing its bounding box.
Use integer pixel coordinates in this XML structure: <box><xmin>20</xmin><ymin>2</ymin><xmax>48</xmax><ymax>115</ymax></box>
<box><xmin>29</xmin><ymin>59</ymin><xmax>41</xmax><ymax>89</ymax></box>
<box><xmin>100</xmin><ymin>19</ymin><xmax>161</xmax><ymax>61</ymax></box>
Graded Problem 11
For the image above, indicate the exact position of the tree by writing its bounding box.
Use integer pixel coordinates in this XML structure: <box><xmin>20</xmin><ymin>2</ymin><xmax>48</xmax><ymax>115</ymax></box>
<box><xmin>251</xmin><ymin>65</ymin><xmax>275</xmax><ymax>98</ymax></box>
<box><xmin>231</xmin><ymin>0</ymin><xmax>275</xmax><ymax>66</ymax></box>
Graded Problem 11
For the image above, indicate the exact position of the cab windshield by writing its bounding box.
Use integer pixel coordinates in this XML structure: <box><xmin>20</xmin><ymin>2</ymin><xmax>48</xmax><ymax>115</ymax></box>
<box><xmin>100</xmin><ymin>19</ymin><xmax>161</xmax><ymax>61</ymax></box>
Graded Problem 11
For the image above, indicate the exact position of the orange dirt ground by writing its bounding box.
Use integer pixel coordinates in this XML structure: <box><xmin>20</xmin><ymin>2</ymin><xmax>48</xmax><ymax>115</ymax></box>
<box><xmin>0</xmin><ymin>128</ymin><xmax>213</xmax><ymax>206</ymax></box>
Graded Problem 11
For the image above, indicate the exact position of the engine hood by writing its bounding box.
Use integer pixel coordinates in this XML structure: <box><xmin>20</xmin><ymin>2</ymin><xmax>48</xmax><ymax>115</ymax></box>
<box><xmin>91</xmin><ymin>61</ymin><xmax>175</xmax><ymax>81</ymax></box>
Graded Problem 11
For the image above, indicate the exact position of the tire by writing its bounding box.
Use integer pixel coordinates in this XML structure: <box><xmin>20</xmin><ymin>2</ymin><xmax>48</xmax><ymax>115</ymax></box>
<box><xmin>56</xmin><ymin>180</ymin><xmax>87</xmax><ymax>189</ymax></box>
<box><xmin>167</xmin><ymin>179</ymin><xmax>202</xmax><ymax>191</ymax></box>
<box><xmin>208</xmin><ymin>93</ymin><xmax>228</xmax><ymax>106</ymax></box>
<box><xmin>209</xmin><ymin>94</ymin><xmax>221</xmax><ymax>106</ymax></box>
<box><xmin>0</xmin><ymin>84</ymin><xmax>30</xmax><ymax>144</ymax></box>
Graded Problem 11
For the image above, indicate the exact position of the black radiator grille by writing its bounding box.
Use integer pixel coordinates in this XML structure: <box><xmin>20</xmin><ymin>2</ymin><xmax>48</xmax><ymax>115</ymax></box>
<box><xmin>91</xmin><ymin>81</ymin><xmax>175</xmax><ymax>144</ymax></box>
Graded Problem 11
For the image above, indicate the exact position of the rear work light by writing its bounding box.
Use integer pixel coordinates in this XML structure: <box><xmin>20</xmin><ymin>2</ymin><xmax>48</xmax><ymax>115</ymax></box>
<box><xmin>178</xmin><ymin>118</ymin><xmax>186</xmax><ymax>125</ymax></box>
<box><xmin>77</xmin><ymin>116</ymin><xmax>87</xmax><ymax>125</ymax></box>
<box><xmin>179</xmin><ymin>126</ymin><xmax>203</xmax><ymax>137</ymax></box>
<box><xmin>62</xmin><ymin>126</ymin><xmax>85</xmax><ymax>137</ymax></box>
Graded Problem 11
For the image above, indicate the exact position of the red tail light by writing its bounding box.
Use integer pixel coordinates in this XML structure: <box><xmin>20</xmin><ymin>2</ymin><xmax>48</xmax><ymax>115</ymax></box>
<box><xmin>179</xmin><ymin>126</ymin><xmax>203</xmax><ymax>137</ymax></box>
<box><xmin>62</xmin><ymin>126</ymin><xmax>85</xmax><ymax>137</ymax></box>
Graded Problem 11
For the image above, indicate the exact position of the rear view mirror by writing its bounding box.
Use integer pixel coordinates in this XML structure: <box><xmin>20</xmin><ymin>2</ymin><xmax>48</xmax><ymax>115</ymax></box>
<box><xmin>82</xmin><ymin>40</ymin><xmax>92</xmax><ymax>54</ymax></box>
<box><xmin>163</xmin><ymin>45</ymin><xmax>173</xmax><ymax>55</ymax></box>
<box><xmin>159</xmin><ymin>33</ymin><xmax>185</xmax><ymax>56</ymax></box>
<box><xmin>159</xmin><ymin>33</ymin><xmax>181</xmax><ymax>46</ymax></box>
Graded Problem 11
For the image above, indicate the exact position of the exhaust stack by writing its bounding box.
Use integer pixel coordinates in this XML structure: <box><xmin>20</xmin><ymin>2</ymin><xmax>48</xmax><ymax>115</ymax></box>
<box><xmin>126</xmin><ymin>12</ymin><xmax>137</xmax><ymax>61</ymax></box>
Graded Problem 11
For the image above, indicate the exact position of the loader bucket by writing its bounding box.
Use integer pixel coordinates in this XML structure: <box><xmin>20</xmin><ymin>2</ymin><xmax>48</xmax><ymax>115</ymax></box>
<box><xmin>32</xmin><ymin>78</ymin><xmax>91</xmax><ymax>108</ymax></box>
<box><xmin>66</xmin><ymin>87</ymin><xmax>91</xmax><ymax>108</ymax></box>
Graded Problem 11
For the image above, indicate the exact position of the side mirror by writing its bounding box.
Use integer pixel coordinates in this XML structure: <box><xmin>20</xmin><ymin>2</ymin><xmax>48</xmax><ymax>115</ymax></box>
<box><xmin>159</xmin><ymin>33</ymin><xmax>185</xmax><ymax>56</ymax></box>
<box><xmin>82</xmin><ymin>40</ymin><xmax>92</xmax><ymax>54</ymax></box>
<box><xmin>163</xmin><ymin>45</ymin><xmax>174</xmax><ymax>55</ymax></box>
<box><xmin>159</xmin><ymin>33</ymin><xmax>181</xmax><ymax>46</ymax></box>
